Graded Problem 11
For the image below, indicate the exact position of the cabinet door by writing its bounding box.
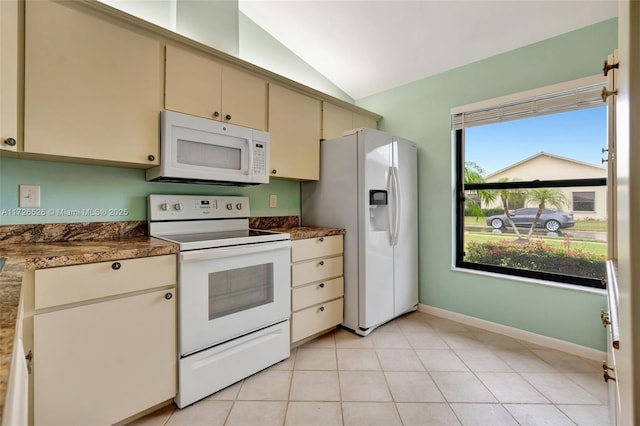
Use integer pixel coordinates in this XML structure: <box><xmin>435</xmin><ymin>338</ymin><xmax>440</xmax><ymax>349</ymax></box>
<box><xmin>322</xmin><ymin>102</ymin><xmax>378</xmax><ymax>140</ymax></box>
<box><xmin>0</xmin><ymin>0</ymin><xmax>21</xmax><ymax>153</ymax></box>
<box><xmin>353</xmin><ymin>112</ymin><xmax>377</xmax><ymax>130</ymax></box>
<box><xmin>24</xmin><ymin>0</ymin><xmax>162</xmax><ymax>166</ymax></box>
<box><xmin>268</xmin><ymin>84</ymin><xmax>321</xmax><ymax>180</ymax></box>
<box><xmin>33</xmin><ymin>288</ymin><xmax>177</xmax><ymax>426</ymax></box>
<box><xmin>322</xmin><ymin>102</ymin><xmax>353</xmax><ymax>140</ymax></box>
<box><xmin>165</xmin><ymin>44</ymin><xmax>222</xmax><ymax>121</ymax></box>
<box><xmin>221</xmin><ymin>65</ymin><xmax>267</xmax><ymax>130</ymax></box>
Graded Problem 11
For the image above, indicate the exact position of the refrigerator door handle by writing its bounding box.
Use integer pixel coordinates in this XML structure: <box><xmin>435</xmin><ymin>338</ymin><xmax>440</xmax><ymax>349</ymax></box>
<box><xmin>387</xmin><ymin>167</ymin><xmax>395</xmax><ymax>245</ymax></box>
<box><xmin>392</xmin><ymin>166</ymin><xmax>401</xmax><ymax>246</ymax></box>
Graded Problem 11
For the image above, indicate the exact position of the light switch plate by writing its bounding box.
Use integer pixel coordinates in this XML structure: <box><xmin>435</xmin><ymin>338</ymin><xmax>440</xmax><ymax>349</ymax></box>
<box><xmin>19</xmin><ymin>185</ymin><xmax>40</xmax><ymax>208</ymax></box>
<box><xmin>269</xmin><ymin>194</ymin><xmax>277</xmax><ymax>208</ymax></box>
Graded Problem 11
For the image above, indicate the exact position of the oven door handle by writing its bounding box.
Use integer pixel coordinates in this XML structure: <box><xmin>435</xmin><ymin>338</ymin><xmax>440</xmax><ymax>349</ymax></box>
<box><xmin>180</xmin><ymin>240</ymin><xmax>291</xmax><ymax>262</ymax></box>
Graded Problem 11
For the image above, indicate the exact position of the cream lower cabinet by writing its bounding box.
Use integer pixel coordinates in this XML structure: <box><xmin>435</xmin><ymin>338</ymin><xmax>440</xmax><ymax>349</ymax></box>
<box><xmin>32</xmin><ymin>255</ymin><xmax>177</xmax><ymax>426</ymax></box>
<box><xmin>290</xmin><ymin>235</ymin><xmax>344</xmax><ymax>344</ymax></box>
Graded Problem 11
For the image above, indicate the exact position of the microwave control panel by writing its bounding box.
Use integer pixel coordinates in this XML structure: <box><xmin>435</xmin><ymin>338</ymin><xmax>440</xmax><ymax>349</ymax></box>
<box><xmin>253</xmin><ymin>143</ymin><xmax>266</xmax><ymax>174</ymax></box>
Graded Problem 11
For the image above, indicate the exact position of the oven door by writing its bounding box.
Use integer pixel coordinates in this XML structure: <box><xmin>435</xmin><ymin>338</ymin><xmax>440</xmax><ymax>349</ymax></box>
<box><xmin>178</xmin><ymin>240</ymin><xmax>291</xmax><ymax>356</ymax></box>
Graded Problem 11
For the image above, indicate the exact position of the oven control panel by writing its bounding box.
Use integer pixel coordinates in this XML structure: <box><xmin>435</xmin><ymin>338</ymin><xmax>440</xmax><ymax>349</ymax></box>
<box><xmin>148</xmin><ymin>194</ymin><xmax>250</xmax><ymax>221</ymax></box>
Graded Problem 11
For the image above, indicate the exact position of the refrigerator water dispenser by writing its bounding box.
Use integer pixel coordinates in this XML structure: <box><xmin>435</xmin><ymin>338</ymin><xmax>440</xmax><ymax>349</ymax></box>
<box><xmin>369</xmin><ymin>189</ymin><xmax>389</xmax><ymax>231</ymax></box>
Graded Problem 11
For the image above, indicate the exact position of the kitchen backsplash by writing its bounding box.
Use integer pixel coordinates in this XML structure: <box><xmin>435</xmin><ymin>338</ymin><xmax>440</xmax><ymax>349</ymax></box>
<box><xmin>0</xmin><ymin>216</ymin><xmax>301</xmax><ymax>243</ymax></box>
<box><xmin>0</xmin><ymin>157</ymin><xmax>301</xmax><ymax>225</ymax></box>
<box><xmin>0</xmin><ymin>221</ymin><xmax>147</xmax><ymax>243</ymax></box>
<box><xmin>249</xmin><ymin>216</ymin><xmax>299</xmax><ymax>229</ymax></box>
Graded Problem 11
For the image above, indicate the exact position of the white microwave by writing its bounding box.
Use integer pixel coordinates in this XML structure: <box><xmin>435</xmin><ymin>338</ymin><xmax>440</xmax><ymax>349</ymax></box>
<box><xmin>146</xmin><ymin>110</ymin><xmax>269</xmax><ymax>185</ymax></box>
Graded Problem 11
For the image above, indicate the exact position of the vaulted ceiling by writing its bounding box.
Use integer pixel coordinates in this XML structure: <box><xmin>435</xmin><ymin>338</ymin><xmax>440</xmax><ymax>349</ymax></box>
<box><xmin>239</xmin><ymin>0</ymin><xmax>618</xmax><ymax>99</ymax></box>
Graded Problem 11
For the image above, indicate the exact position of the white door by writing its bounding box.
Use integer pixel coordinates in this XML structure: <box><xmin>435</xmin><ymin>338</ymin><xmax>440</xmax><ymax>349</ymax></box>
<box><xmin>613</xmin><ymin>2</ymin><xmax>639</xmax><ymax>424</ymax></box>
<box><xmin>392</xmin><ymin>137</ymin><xmax>419</xmax><ymax>315</ymax></box>
<box><xmin>179</xmin><ymin>240</ymin><xmax>291</xmax><ymax>355</ymax></box>
<box><xmin>358</xmin><ymin>128</ymin><xmax>394</xmax><ymax>329</ymax></box>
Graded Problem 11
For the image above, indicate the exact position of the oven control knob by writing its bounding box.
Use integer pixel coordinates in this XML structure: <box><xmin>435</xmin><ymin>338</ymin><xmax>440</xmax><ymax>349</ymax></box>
<box><xmin>160</xmin><ymin>203</ymin><xmax>169</xmax><ymax>211</ymax></box>
<box><xmin>226</xmin><ymin>203</ymin><xmax>233</xmax><ymax>210</ymax></box>
<box><xmin>236</xmin><ymin>203</ymin><xmax>242</xmax><ymax>210</ymax></box>
<box><xmin>174</xmin><ymin>203</ymin><xmax>183</xmax><ymax>211</ymax></box>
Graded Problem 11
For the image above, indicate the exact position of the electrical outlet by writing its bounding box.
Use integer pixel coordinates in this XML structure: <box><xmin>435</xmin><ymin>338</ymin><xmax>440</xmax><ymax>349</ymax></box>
<box><xmin>19</xmin><ymin>185</ymin><xmax>41</xmax><ymax>208</ymax></box>
<box><xmin>269</xmin><ymin>194</ymin><xmax>277</xmax><ymax>208</ymax></box>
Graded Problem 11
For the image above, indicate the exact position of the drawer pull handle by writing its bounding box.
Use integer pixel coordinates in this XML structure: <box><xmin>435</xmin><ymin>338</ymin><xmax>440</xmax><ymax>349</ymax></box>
<box><xmin>319</xmin><ymin>306</ymin><xmax>325</xmax><ymax>312</ymax></box>
<box><xmin>165</xmin><ymin>292</ymin><xmax>173</xmax><ymax>300</ymax></box>
<box><xmin>319</xmin><ymin>283</ymin><xmax>325</xmax><ymax>288</ymax></box>
<box><xmin>319</xmin><ymin>261</ymin><xmax>325</xmax><ymax>266</ymax></box>
<box><xmin>319</xmin><ymin>237</ymin><xmax>324</xmax><ymax>242</ymax></box>
<box><xmin>111</xmin><ymin>262</ymin><xmax>122</xmax><ymax>270</ymax></box>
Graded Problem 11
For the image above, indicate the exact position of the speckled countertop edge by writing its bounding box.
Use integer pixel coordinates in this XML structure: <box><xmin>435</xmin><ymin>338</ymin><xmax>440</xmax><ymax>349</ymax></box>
<box><xmin>0</xmin><ymin>236</ymin><xmax>179</xmax><ymax>423</ymax></box>
<box><xmin>268</xmin><ymin>226</ymin><xmax>346</xmax><ymax>240</ymax></box>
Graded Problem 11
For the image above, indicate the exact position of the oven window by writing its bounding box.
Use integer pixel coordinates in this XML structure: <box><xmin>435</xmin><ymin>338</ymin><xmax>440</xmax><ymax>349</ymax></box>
<box><xmin>208</xmin><ymin>263</ymin><xmax>274</xmax><ymax>320</ymax></box>
<box><xmin>177</xmin><ymin>139</ymin><xmax>242</xmax><ymax>170</ymax></box>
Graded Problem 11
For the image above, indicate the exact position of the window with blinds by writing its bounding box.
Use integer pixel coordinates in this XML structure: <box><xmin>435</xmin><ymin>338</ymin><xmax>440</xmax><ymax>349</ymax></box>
<box><xmin>452</xmin><ymin>81</ymin><xmax>605</xmax><ymax>130</ymax></box>
<box><xmin>453</xmin><ymin>76</ymin><xmax>608</xmax><ymax>288</ymax></box>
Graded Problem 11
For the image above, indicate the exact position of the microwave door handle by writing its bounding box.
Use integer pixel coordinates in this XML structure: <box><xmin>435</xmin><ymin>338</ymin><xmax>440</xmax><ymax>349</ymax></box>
<box><xmin>246</xmin><ymin>138</ymin><xmax>254</xmax><ymax>176</ymax></box>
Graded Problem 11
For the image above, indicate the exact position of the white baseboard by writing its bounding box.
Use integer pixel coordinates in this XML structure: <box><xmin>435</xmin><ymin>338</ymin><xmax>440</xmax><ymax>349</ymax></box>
<box><xmin>418</xmin><ymin>304</ymin><xmax>606</xmax><ymax>361</ymax></box>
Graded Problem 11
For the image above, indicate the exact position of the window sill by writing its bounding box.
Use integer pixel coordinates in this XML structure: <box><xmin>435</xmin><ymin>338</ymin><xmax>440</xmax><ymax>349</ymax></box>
<box><xmin>451</xmin><ymin>266</ymin><xmax>607</xmax><ymax>295</ymax></box>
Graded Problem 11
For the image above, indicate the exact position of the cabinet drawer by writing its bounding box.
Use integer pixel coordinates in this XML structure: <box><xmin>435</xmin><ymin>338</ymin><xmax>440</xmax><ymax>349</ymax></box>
<box><xmin>292</xmin><ymin>255</ymin><xmax>342</xmax><ymax>287</ymax></box>
<box><xmin>291</xmin><ymin>235</ymin><xmax>343</xmax><ymax>262</ymax></box>
<box><xmin>34</xmin><ymin>254</ymin><xmax>176</xmax><ymax>310</ymax></box>
<box><xmin>292</xmin><ymin>277</ymin><xmax>343</xmax><ymax>311</ymax></box>
<box><xmin>291</xmin><ymin>298</ymin><xmax>343</xmax><ymax>343</ymax></box>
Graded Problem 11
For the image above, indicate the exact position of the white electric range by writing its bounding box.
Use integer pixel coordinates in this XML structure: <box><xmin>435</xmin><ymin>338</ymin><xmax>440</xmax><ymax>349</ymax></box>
<box><xmin>148</xmin><ymin>194</ymin><xmax>291</xmax><ymax>408</ymax></box>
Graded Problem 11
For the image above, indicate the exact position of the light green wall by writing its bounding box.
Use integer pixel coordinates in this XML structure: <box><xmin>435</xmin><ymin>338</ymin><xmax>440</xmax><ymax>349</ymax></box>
<box><xmin>0</xmin><ymin>158</ymin><xmax>300</xmax><ymax>224</ymax></box>
<box><xmin>356</xmin><ymin>18</ymin><xmax>618</xmax><ymax>351</ymax></box>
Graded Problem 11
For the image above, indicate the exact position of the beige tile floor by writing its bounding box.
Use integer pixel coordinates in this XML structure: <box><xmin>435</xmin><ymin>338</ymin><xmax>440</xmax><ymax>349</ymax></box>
<box><xmin>129</xmin><ymin>311</ymin><xmax>611</xmax><ymax>426</ymax></box>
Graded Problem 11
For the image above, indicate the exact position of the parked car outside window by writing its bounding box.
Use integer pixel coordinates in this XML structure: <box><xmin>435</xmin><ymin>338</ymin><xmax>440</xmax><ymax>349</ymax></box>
<box><xmin>486</xmin><ymin>208</ymin><xmax>575</xmax><ymax>232</ymax></box>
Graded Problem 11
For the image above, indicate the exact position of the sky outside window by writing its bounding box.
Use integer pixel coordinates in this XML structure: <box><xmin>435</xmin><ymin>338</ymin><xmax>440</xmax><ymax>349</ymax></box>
<box><xmin>464</xmin><ymin>106</ymin><xmax>607</xmax><ymax>176</ymax></box>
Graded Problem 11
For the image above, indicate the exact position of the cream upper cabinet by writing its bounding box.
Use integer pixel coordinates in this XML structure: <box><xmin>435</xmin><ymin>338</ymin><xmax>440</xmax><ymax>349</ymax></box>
<box><xmin>353</xmin><ymin>111</ymin><xmax>378</xmax><ymax>130</ymax></box>
<box><xmin>0</xmin><ymin>0</ymin><xmax>22</xmax><ymax>154</ymax></box>
<box><xmin>165</xmin><ymin>44</ymin><xmax>267</xmax><ymax>131</ymax></box>
<box><xmin>268</xmin><ymin>84</ymin><xmax>321</xmax><ymax>180</ymax></box>
<box><xmin>322</xmin><ymin>101</ymin><xmax>378</xmax><ymax>140</ymax></box>
<box><xmin>23</xmin><ymin>0</ymin><xmax>163</xmax><ymax>167</ymax></box>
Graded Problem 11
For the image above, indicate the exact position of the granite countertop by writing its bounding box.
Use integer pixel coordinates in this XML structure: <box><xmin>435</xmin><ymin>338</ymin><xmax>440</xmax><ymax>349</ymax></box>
<box><xmin>248</xmin><ymin>216</ymin><xmax>345</xmax><ymax>241</ymax></box>
<box><xmin>268</xmin><ymin>226</ymin><xmax>346</xmax><ymax>240</ymax></box>
<box><xmin>0</xmin><ymin>222</ymin><xmax>179</xmax><ymax>423</ymax></box>
<box><xmin>0</xmin><ymin>218</ymin><xmax>341</xmax><ymax>420</ymax></box>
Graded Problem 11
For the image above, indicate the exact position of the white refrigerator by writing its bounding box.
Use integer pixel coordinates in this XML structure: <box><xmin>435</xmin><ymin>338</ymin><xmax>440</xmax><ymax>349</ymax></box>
<box><xmin>302</xmin><ymin>128</ymin><xmax>418</xmax><ymax>335</ymax></box>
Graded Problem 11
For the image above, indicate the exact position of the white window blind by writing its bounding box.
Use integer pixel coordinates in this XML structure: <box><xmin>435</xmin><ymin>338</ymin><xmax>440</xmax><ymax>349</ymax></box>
<box><xmin>453</xmin><ymin>81</ymin><xmax>605</xmax><ymax>130</ymax></box>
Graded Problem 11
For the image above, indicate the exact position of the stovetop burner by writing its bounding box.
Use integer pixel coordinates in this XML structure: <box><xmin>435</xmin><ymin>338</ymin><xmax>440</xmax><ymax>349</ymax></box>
<box><xmin>167</xmin><ymin>229</ymin><xmax>281</xmax><ymax>244</ymax></box>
